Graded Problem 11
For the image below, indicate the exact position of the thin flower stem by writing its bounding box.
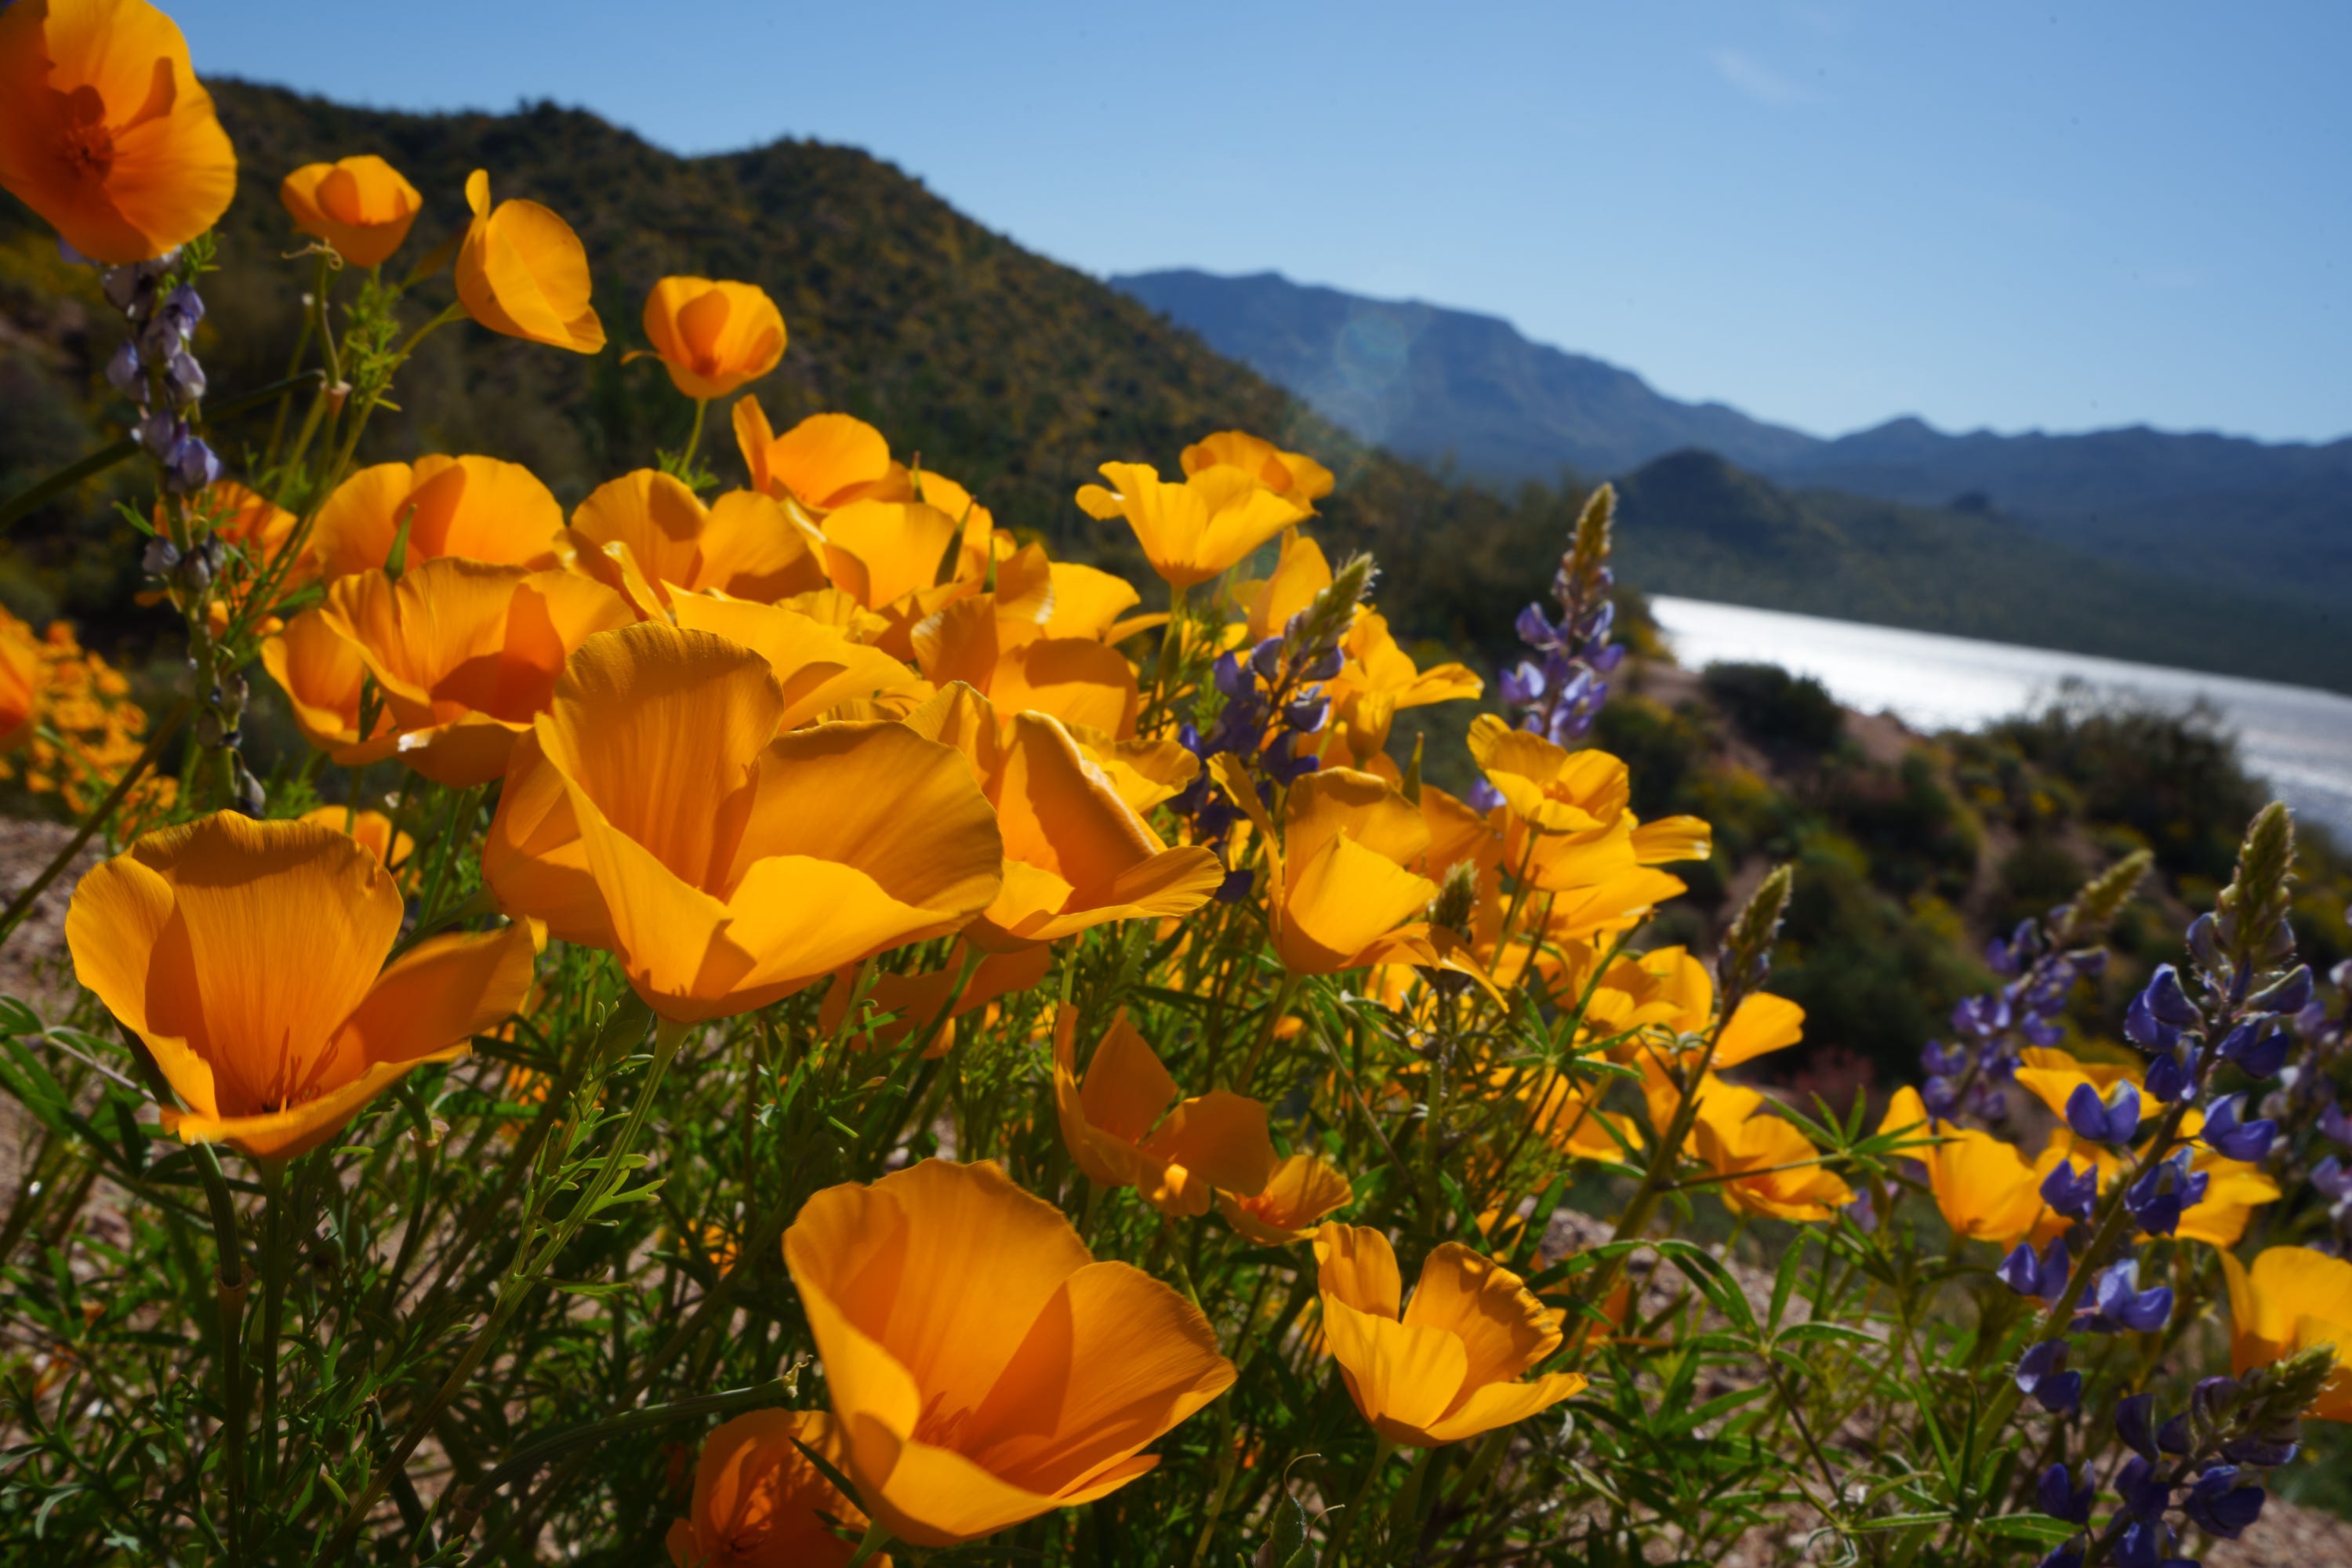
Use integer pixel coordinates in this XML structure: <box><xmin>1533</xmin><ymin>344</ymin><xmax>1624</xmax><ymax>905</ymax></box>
<box><xmin>1319</xmin><ymin>1437</ymin><xmax>1395</xmax><ymax>1566</ymax></box>
<box><xmin>844</xmin><ymin>1520</ymin><xmax>894</xmax><ymax>1566</ymax></box>
<box><xmin>323</xmin><ymin>1010</ymin><xmax>682</xmax><ymax>1559</ymax></box>
<box><xmin>191</xmin><ymin>1142</ymin><xmax>249</xmax><ymax>1567</ymax></box>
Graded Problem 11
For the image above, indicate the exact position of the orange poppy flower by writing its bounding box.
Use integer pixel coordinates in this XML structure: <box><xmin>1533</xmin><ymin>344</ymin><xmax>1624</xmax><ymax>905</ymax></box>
<box><xmin>297</xmin><ymin>805</ymin><xmax>413</xmax><ymax>872</ymax></box>
<box><xmin>667</xmin><ymin>596</ymin><xmax>921</xmax><ymax>730</ymax></box>
<box><xmin>732</xmin><ymin>399</ymin><xmax>900</xmax><ymax>514</ymax></box>
<box><xmin>909</xmin><ymin>595</ymin><xmax>1139</xmax><ymax>739</ymax></box>
<box><xmin>279</xmin><ymin>154</ymin><xmax>422</xmax><ymax>267</ymax></box>
<box><xmin>455</xmin><ymin>168</ymin><xmax>603</xmax><ymax>353</ymax></box>
<box><xmin>1323</xmin><ymin>610</ymin><xmax>1482</xmax><ymax>765</ymax></box>
<box><xmin>904</xmin><ymin>685</ymin><xmax>1222</xmax><ymax>947</ymax></box>
<box><xmin>2218</xmin><ymin>1247</ymin><xmax>2352</xmax><ymax>1421</ymax></box>
<box><xmin>638</xmin><ymin>276</ymin><xmax>786</xmax><ymax>400</ymax></box>
<box><xmin>1052</xmin><ymin>1007</ymin><xmax>1276</xmax><ymax>1217</ymax></box>
<box><xmin>64</xmin><ymin>812</ymin><xmax>533</xmax><ymax>1160</ymax></box>
<box><xmin>309</xmin><ymin>455</ymin><xmax>565</xmax><ymax>581</ymax></box>
<box><xmin>665</xmin><ymin>1410</ymin><xmax>881</xmax><ymax>1568</ymax></box>
<box><xmin>1075</xmin><ymin>462</ymin><xmax>1308</xmax><ymax>589</ymax></box>
<box><xmin>0</xmin><ymin>0</ymin><xmax>237</xmax><ymax>263</ymax></box>
<box><xmin>1180</xmin><ymin>430</ymin><xmax>1334</xmax><ymax>511</ymax></box>
<box><xmin>1314</xmin><ymin>1223</ymin><xmax>1584</xmax><ymax>1447</ymax></box>
<box><xmin>0</xmin><ymin>608</ymin><xmax>42</xmax><ymax>752</ymax></box>
<box><xmin>818</xmin><ymin>941</ymin><xmax>1051</xmax><ymax>1058</ymax></box>
<box><xmin>485</xmin><ymin>622</ymin><xmax>1002</xmax><ymax>1022</ymax></box>
<box><xmin>566</xmin><ymin>470</ymin><xmax>826</xmax><ymax>608</ymax></box>
<box><xmin>1653</xmin><ymin>1069</ymin><xmax>1853</xmax><ymax>1223</ymax></box>
<box><xmin>1212</xmin><ymin>760</ymin><xmax>1439</xmax><ymax>974</ymax></box>
<box><xmin>784</xmin><ymin>1158</ymin><xmax>1235</xmax><ymax>1545</ymax></box>
<box><xmin>267</xmin><ymin>557</ymin><xmax>637</xmax><ymax>785</ymax></box>
<box><xmin>1218</xmin><ymin>1152</ymin><xmax>1355</xmax><ymax>1244</ymax></box>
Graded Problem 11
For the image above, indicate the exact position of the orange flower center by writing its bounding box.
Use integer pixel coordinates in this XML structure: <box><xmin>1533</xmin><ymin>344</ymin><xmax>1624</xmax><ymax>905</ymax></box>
<box><xmin>57</xmin><ymin>86</ymin><xmax>116</xmax><ymax>180</ymax></box>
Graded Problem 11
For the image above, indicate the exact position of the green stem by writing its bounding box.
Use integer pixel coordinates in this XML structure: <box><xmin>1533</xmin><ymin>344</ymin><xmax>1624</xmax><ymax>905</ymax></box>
<box><xmin>191</xmin><ymin>1144</ymin><xmax>249</xmax><ymax>1567</ymax></box>
<box><xmin>1319</xmin><ymin>1438</ymin><xmax>1395</xmax><ymax>1566</ymax></box>
<box><xmin>681</xmin><ymin>397</ymin><xmax>709</xmax><ymax>466</ymax></box>
<box><xmin>844</xmin><ymin>1521</ymin><xmax>894</xmax><ymax>1567</ymax></box>
<box><xmin>322</xmin><ymin>1011</ymin><xmax>684</xmax><ymax>1559</ymax></box>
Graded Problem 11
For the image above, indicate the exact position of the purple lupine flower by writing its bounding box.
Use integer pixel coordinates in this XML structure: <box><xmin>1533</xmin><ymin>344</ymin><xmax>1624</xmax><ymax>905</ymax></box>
<box><xmin>2184</xmin><ymin>1467</ymin><xmax>2265</xmax><ymax>1541</ymax></box>
<box><xmin>2066</xmin><ymin>1080</ymin><xmax>2142</xmax><ymax>1145</ymax></box>
<box><xmin>2115</xmin><ymin>1454</ymin><xmax>2172</xmax><ymax>1519</ymax></box>
<box><xmin>2037</xmin><ymin>1463</ymin><xmax>2093</xmax><ymax>1526</ymax></box>
<box><xmin>2076</xmin><ymin>1261</ymin><xmax>2171</xmax><ymax>1334</ymax></box>
<box><xmin>2016</xmin><ymin>1340</ymin><xmax>2081</xmax><ymax>1413</ymax></box>
<box><xmin>2199</xmin><ymin>1095</ymin><xmax>2276</xmax><ymax>1162</ymax></box>
<box><xmin>1998</xmin><ymin>1240</ymin><xmax>2069</xmax><ymax>1301</ymax></box>
<box><xmin>2117</xmin><ymin>1392</ymin><xmax>2161</xmax><ymax>1459</ymax></box>
<box><xmin>2125</xmin><ymin>1150</ymin><xmax>2207</xmax><ymax>1238</ymax></box>
<box><xmin>2041</xmin><ymin>1159</ymin><xmax>2099</xmax><ymax>1222</ymax></box>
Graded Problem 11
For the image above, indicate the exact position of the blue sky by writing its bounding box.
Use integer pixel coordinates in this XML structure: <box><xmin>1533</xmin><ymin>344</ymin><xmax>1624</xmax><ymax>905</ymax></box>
<box><xmin>182</xmin><ymin>0</ymin><xmax>2347</xmax><ymax>444</ymax></box>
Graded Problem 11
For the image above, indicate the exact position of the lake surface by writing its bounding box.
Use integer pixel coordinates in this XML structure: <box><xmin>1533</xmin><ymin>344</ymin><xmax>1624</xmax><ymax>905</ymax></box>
<box><xmin>1648</xmin><ymin>596</ymin><xmax>2352</xmax><ymax>846</ymax></box>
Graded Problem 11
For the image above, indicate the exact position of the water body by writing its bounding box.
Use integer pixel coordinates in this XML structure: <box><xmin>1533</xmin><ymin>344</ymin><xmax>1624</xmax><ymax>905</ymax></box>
<box><xmin>1648</xmin><ymin>596</ymin><xmax>2352</xmax><ymax>846</ymax></box>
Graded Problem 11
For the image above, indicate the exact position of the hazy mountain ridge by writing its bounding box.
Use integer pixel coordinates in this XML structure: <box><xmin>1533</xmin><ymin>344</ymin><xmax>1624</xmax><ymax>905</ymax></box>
<box><xmin>1116</xmin><ymin>268</ymin><xmax>2352</xmax><ymax>617</ymax></box>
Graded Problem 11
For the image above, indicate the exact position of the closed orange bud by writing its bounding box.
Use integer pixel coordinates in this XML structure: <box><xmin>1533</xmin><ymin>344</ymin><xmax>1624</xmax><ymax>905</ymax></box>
<box><xmin>1076</xmin><ymin>461</ymin><xmax>1308</xmax><ymax>589</ymax></box>
<box><xmin>65</xmin><ymin>812</ymin><xmax>533</xmax><ymax>1160</ymax></box>
<box><xmin>1179</xmin><ymin>430</ymin><xmax>1335</xmax><ymax>511</ymax></box>
<box><xmin>638</xmin><ymin>276</ymin><xmax>786</xmax><ymax>400</ymax></box>
<box><xmin>2218</xmin><ymin>1247</ymin><xmax>2352</xmax><ymax>1421</ymax></box>
<box><xmin>0</xmin><ymin>0</ymin><xmax>236</xmax><ymax>263</ymax></box>
<box><xmin>310</xmin><ymin>456</ymin><xmax>566</xmax><ymax>582</ymax></box>
<box><xmin>485</xmin><ymin>621</ymin><xmax>1003</xmax><ymax>1023</ymax></box>
<box><xmin>1313</xmin><ymin>1223</ymin><xmax>1584</xmax><ymax>1446</ymax></box>
<box><xmin>784</xmin><ymin>1159</ymin><xmax>1234</xmax><ymax>1545</ymax></box>
<box><xmin>455</xmin><ymin>169</ymin><xmax>603</xmax><ymax>354</ymax></box>
<box><xmin>1052</xmin><ymin>1007</ymin><xmax>1276</xmax><ymax>1216</ymax></box>
<box><xmin>279</xmin><ymin>154</ymin><xmax>422</xmax><ymax>267</ymax></box>
<box><xmin>664</xmin><ymin>1410</ymin><xmax>881</xmax><ymax>1568</ymax></box>
<box><xmin>1218</xmin><ymin>1151</ymin><xmax>1354</xmax><ymax>1244</ymax></box>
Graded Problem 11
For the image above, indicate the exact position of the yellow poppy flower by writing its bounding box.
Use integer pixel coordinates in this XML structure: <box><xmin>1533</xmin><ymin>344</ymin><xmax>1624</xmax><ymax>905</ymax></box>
<box><xmin>784</xmin><ymin>1158</ymin><xmax>1235</xmax><ymax>1545</ymax></box>
<box><xmin>455</xmin><ymin>168</ymin><xmax>603</xmax><ymax>353</ymax></box>
<box><xmin>64</xmin><ymin>812</ymin><xmax>533</xmax><ymax>1160</ymax></box>
<box><xmin>0</xmin><ymin>0</ymin><xmax>236</xmax><ymax>263</ymax></box>
<box><xmin>1314</xmin><ymin>1223</ymin><xmax>1585</xmax><ymax>1447</ymax></box>
<box><xmin>1179</xmin><ymin>430</ymin><xmax>1335</xmax><ymax>510</ymax></box>
<box><xmin>2218</xmin><ymin>1247</ymin><xmax>2352</xmax><ymax>1421</ymax></box>
<box><xmin>665</xmin><ymin>1410</ymin><xmax>882</xmax><ymax>1568</ymax></box>
<box><xmin>637</xmin><ymin>276</ymin><xmax>786</xmax><ymax>399</ymax></box>
<box><xmin>279</xmin><ymin>154</ymin><xmax>421</xmax><ymax>267</ymax></box>
<box><xmin>1218</xmin><ymin>1152</ymin><xmax>1355</xmax><ymax>1244</ymax></box>
<box><xmin>309</xmin><ymin>456</ymin><xmax>566</xmax><ymax>581</ymax></box>
<box><xmin>566</xmin><ymin>470</ymin><xmax>826</xmax><ymax>606</ymax></box>
<box><xmin>1052</xmin><ymin>1007</ymin><xmax>1277</xmax><ymax>1217</ymax></box>
<box><xmin>1075</xmin><ymin>461</ymin><xmax>1308</xmax><ymax>589</ymax></box>
<box><xmin>487</xmin><ymin>622</ymin><xmax>1003</xmax><ymax>1022</ymax></box>
<box><xmin>668</xmin><ymin>595</ymin><xmax>921</xmax><ymax>730</ymax></box>
<box><xmin>1666</xmin><ymin>1073</ymin><xmax>1853</xmax><ymax>1222</ymax></box>
<box><xmin>904</xmin><ymin>685</ymin><xmax>1223</xmax><ymax>946</ymax></box>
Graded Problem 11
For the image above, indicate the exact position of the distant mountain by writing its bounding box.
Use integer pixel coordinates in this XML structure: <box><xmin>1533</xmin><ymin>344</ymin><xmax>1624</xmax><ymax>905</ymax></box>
<box><xmin>1116</xmin><ymin>268</ymin><xmax>2352</xmax><ymax>620</ymax></box>
<box><xmin>1114</xmin><ymin>268</ymin><xmax>1818</xmax><ymax>478</ymax></box>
